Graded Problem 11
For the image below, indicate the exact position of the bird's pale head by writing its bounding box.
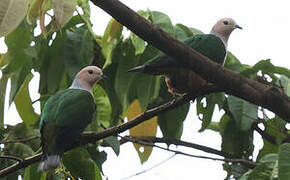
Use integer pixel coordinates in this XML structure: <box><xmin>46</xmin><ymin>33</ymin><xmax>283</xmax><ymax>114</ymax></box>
<box><xmin>210</xmin><ymin>18</ymin><xmax>242</xmax><ymax>47</ymax></box>
<box><xmin>70</xmin><ymin>66</ymin><xmax>104</xmax><ymax>92</ymax></box>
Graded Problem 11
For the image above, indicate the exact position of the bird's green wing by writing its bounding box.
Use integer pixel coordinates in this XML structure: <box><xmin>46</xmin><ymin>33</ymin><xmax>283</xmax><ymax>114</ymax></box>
<box><xmin>40</xmin><ymin>89</ymin><xmax>96</xmax><ymax>154</ymax></box>
<box><xmin>133</xmin><ymin>34</ymin><xmax>226</xmax><ymax>75</ymax></box>
<box><xmin>184</xmin><ymin>34</ymin><xmax>226</xmax><ymax>64</ymax></box>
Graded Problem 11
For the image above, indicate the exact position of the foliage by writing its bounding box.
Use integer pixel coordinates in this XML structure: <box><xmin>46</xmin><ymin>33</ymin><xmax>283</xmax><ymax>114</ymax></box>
<box><xmin>0</xmin><ymin>0</ymin><xmax>290</xmax><ymax>179</ymax></box>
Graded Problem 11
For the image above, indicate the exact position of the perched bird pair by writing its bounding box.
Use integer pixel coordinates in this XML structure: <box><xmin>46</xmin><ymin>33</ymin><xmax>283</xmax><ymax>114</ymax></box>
<box><xmin>38</xmin><ymin>18</ymin><xmax>241</xmax><ymax>172</ymax></box>
<box><xmin>129</xmin><ymin>18</ymin><xmax>242</xmax><ymax>96</ymax></box>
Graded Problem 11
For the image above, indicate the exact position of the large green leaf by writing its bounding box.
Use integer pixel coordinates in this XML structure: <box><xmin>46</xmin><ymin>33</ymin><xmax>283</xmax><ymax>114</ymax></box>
<box><xmin>241</xmin><ymin>59</ymin><xmax>290</xmax><ymax>81</ymax></box>
<box><xmin>174</xmin><ymin>23</ymin><xmax>203</xmax><ymax>41</ymax></box>
<box><xmin>102</xmin><ymin>19</ymin><xmax>123</xmax><ymax>68</ymax></box>
<box><xmin>114</xmin><ymin>40</ymin><xmax>139</xmax><ymax>112</ymax></box>
<box><xmin>14</xmin><ymin>73</ymin><xmax>40</xmax><ymax>127</ymax></box>
<box><xmin>0</xmin><ymin>0</ymin><xmax>29</xmax><ymax>36</ymax></box>
<box><xmin>196</xmin><ymin>93</ymin><xmax>224</xmax><ymax>132</ymax></box>
<box><xmin>135</xmin><ymin>45</ymin><xmax>160</xmax><ymax>110</ymax></box>
<box><xmin>52</xmin><ymin>0</ymin><xmax>76</xmax><ymax>29</ymax></box>
<box><xmin>39</xmin><ymin>32</ymin><xmax>66</xmax><ymax>95</ymax></box>
<box><xmin>0</xmin><ymin>74</ymin><xmax>8</xmax><ymax>128</ymax></box>
<box><xmin>23</xmin><ymin>163</ymin><xmax>45</xmax><ymax>180</ymax></box>
<box><xmin>3</xmin><ymin>22</ymin><xmax>34</xmax><ymax>104</ymax></box>
<box><xmin>278</xmin><ymin>143</ymin><xmax>290</xmax><ymax>180</ymax></box>
<box><xmin>150</xmin><ymin>11</ymin><xmax>174</xmax><ymax>36</ymax></box>
<box><xmin>63</xmin><ymin>147</ymin><xmax>102</xmax><ymax>180</ymax></box>
<box><xmin>158</xmin><ymin>101</ymin><xmax>190</xmax><ymax>139</ymax></box>
<box><xmin>130</xmin><ymin>10</ymin><xmax>151</xmax><ymax>55</ymax></box>
<box><xmin>257</xmin><ymin>117</ymin><xmax>286</xmax><ymax>160</ymax></box>
<box><xmin>86</xmin><ymin>145</ymin><xmax>107</xmax><ymax>174</ymax></box>
<box><xmin>220</xmin><ymin>114</ymin><xmax>254</xmax><ymax>157</ymax></box>
<box><xmin>63</xmin><ymin>26</ymin><xmax>94</xmax><ymax>79</ymax></box>
<box><xmin>228</xmin><ymin>96</ymin><xmax>258</xmax><ymax>131</ymax></box>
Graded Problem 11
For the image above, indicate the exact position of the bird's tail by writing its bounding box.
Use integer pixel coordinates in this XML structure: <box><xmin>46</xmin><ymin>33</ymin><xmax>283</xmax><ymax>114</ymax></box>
<box><xmin>128</xmin><ymin>65</ymin><xmax>146</xmax><ymax>73</ymax></box>
<box><xmin>37</xmin><ymin>154</ymin><xmax>61</xmax><ymax>172</ymax></box>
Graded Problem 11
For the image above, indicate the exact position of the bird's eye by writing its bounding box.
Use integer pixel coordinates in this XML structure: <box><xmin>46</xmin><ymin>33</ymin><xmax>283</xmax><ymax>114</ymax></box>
<box><xmin>88</xmin><ymin>70</ymin><xmax>93</xmax><ymax>74</ymax></box>
<box><xmin>223</xmin><ymin>21</ymin><xmax>229</xmax><ymax>25</ymax></box>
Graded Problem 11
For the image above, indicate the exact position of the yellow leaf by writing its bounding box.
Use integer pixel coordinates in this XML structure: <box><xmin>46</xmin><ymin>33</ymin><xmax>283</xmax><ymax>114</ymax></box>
<box><xmin>127</xmin><ymin>99</ymin><xmax>157</xmax><ymax>163</ymax></box>
<box><xmin>52</xmin><ymin>0</ymin><xmax>76</xmax><ymax>29</ymax></box>
<box><xmin>0</xmin><ymin>0</ymin><xmax>29</xmax><ymax>37</ymax></box>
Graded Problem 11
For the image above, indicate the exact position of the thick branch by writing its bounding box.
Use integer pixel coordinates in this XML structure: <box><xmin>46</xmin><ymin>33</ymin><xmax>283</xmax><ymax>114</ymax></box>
<box><xmin>89</xmin><ymin>0</ymin><xmax>290</xmax><ymax>121</ymax></box>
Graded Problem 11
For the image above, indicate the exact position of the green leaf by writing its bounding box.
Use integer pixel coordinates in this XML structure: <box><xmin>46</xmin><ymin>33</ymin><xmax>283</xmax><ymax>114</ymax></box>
<box><xmin>39</xmin><ymin>32</ymin><xmax>66</xmax><ymax>95</ymax></box>
<box><xmin>63</xmin><ymin>147</ymin><xmax>102</xmax><ymax>180</ymax></box>
<box><xmin>257</xmin><ymin>117</ymin><xmax>286</xmax><ymax>160</ymax></box>
<box><xmin>175</xmin><ymin>23</ymin><xmax>203</xmax><ymax>40</ymax></box>
<box><xmin>77</xmin><ymin>0</ymin><xmax>90</xmax><ymax>21</ymax></box>
<box><xmin>0</xmin><ymin>0</ymin><xmax>29</xmax><ymax>36</ymax></box>
<box><xmin>52</xmin><ymin>0</ymin><xmax>76</xmax><ymax>29</ymax></box>
<box><xmin>4</xmin><ymin>22</ymin><xmax>34</xmax><ymax>104</ymax></box>
<box><xmin>150</xmin><ymin>11</ymin><xmax>174</xmax><ymax>36</ymax></box>
<box><xmin>5</xmin><ymin>142</ymin><xmax>34</xmax><ymax>158</ymax></box>
<box><xmin>0</xmin><ymin>74</ymin><xmax>8</xmax><ymax>128</ymax></box>
<box><xmin>104</xmin><ymin>136</ymin><xmax>120</xmax><ymax>156</ymax></box>
<box><xmin>279</xmin><ymin>75</ymin><xmax>290</xmax><ymax>96</ymax></box>
<box><xmin>114</xmin><ymin>40</ymin><xmax>139</xmax><ymax>112</ymax></box>
<box><xmin>224</xmin><ymin>52</ymin><xmax>247</xmax><ymax>73</ymax></box>
<box><xmin>158</xmin><ymin>102</ymin><xmax>190</xmax><ymax>139</ymax></box>
<box><xmin>220</xmin><ymin>114</ymin><xmax>254</xmax><ymax>157</ymax></box>
<box><xmin>23</xmin><ymin>163</ymin><xmax>43</xmax><ymax>180</ymax></box>
<box><xmin>130</xmin><ymin>33</ymin><xmax>146</xmax><ymax>55</ymax></box>
<box><xmin>87</xmin><ymin>145</ymin><xmax>107</xmax><ymax>174</ymax></box>
<box><xmin>63</xmin><ymin>27</ymin><xmax>94</xmax><ymax>79</ymax></box>
<box><xmin>92</xmin><ymin>84</ymin><xmax>112</xmax><ymax>129</ymax></box>
<box><xmin>228</xmin><ymin>96</ymin><xmax>258</xmax><ymax>131</ymax></box>
<box><xmin>135</xmin><ymin>45</ymin><xmax>161</xmax><ymax>110</ymax></box>
<box><xmin>14</xmin><ymin>73</ymin><xmax>40</xmax><ymax>127</ymax></box>
<box><xmin>241</xmin><ymin>59</ymin><xmax>290</xmax><ymax>80</ymax></box>
<box><xmin>102</xmin><ymin>19</ymin><xmax>123</xmax><ymax>68</ymax></box>
<box><xmin>278</xmin><ymin>143</ymin><xmax>290</xmax><ymax>180</ymax></box>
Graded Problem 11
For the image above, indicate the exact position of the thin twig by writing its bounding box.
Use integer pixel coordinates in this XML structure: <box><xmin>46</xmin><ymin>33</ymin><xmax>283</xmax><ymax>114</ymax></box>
<box><xmin>120</xmin><ymin>136</ymin><xmax>234</xmax><ymax>158</ymax></box>
<box><xmin>121</xmin><ymin>154</ymin><xmax>176</xmax><ymax>180</ymax></box>
<box><xmin>120</xmin><ymin>136</ymin><xmax>257</xmax><ymax>169</ymax></box>
<box><xmin>0</xmin><ymin>155</ymin><xmax>23</xmax><ymax>162</ymax></box>
<box><xmin>0</xmin><ymin>136</ymin><xmax>39</xmax><ymax>144</ymax></box>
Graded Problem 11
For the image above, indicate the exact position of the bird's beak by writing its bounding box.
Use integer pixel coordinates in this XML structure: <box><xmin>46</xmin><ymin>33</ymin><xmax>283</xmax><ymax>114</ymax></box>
<box><xmin>235</xmin><ymin>24</ymin><xmax>243</xmax><ymax>30</ymax></box>
<box><xmin>101</xmin><ymin>74</ymin><xmax>107</xmax><ymax>79</ymax></box>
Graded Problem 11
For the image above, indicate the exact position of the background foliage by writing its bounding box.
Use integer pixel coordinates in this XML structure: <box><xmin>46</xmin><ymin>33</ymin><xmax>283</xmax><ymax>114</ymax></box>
<box><xmin>0</xmin><ymin>0</ymin><xmax>290</xmax><ymax>179</ymax></box>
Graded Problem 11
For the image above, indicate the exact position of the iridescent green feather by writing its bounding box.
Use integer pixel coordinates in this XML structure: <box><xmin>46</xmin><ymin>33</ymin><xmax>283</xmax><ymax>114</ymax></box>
<box><xmin>40</xmin><ymin>89</ymin><xmax>96</xmax><ymax>154</ymax></box>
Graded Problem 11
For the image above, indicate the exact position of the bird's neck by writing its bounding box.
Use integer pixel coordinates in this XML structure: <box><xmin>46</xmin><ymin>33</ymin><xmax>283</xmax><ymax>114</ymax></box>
<box><xmin>70</xmin><ymin>79</ymin><xmax>93</xmax><ymax>95</ymax></box>
<box><xmin>210</xmin><ymin>29</ymin><xmax>228</xmax><ymax>49</ymax></box>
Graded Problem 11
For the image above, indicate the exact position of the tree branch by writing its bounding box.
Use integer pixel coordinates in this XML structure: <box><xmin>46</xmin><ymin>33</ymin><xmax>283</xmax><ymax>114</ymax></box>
<box><xmin>89</xmin><ymin>0</ymin><xmax>290</xmax><ymax>121</ymax></box>
<box><xmin>119</xmin><ymin>135</ymin><xmax>257</xmax><ymax>169</ymax></box>
<box><xmin>0</xmin><ymin>86</ymin><xmax>218</xmax><ymax>178</ymax></box>
<box><xmin>0</xmin><ymin>155</ymin><xmax>23</xmax><ymax>162</ymax></box>
<box><xmin>0</xmin><ymin>136</ymin><xmax>39</xmax><ymax>144</ymax></box>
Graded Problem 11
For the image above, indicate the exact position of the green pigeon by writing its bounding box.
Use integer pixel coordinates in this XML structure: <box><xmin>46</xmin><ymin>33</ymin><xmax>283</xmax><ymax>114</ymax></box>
<box><xmin>38</xmin><ymin>66</ymin><xmax>105</xmax><ymax>172</ymax></box>
<box><xmin>128</xmin><ymin>18</ymin><xmax>242</xmax><ymax>96</ymax></box>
